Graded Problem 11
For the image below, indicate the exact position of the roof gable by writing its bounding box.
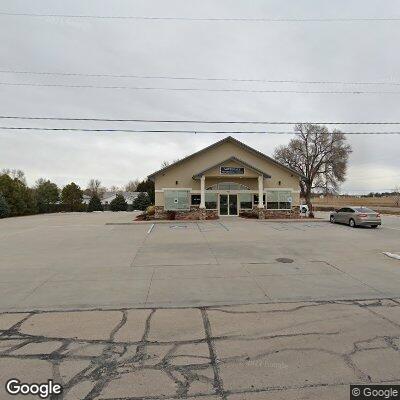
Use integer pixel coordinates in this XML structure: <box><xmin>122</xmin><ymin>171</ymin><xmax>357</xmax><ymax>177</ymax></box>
<box><xmin>148</xmin><ymin>136</ymin><xmax>302</xmax><ymax>180</ymax></box>
<box><xmin>192</xmin><ymin>156</ymin><xmax>271</xmax><ymax>179</ymax></box>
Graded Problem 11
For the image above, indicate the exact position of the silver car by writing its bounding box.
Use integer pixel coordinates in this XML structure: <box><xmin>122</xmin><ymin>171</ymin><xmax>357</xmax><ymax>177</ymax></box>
<box><xmin>330</xmin><ymin>206</ymin><xmax>381</xmax><ymax>228</ymax></box>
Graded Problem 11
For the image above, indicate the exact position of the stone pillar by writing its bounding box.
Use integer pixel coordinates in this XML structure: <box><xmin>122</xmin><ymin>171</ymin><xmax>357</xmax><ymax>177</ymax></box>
<box><xmin>258</xmin><ymin>175</ymin><xmax>264</xmax><ymax>208</ymax></box>
<box><xmin>200</xmin><ymin>175</ymin><xmax>206</xmax><ymax>209</ymax></box>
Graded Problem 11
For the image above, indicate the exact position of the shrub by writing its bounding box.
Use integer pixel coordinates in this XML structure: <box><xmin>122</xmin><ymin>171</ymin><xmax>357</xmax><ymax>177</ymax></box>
<box><xmin>0</xmin><ymin>194</ymin><xmax>10</xmax><ymax>218</ymax></box>
<box><xmin>167</xmin><ymin>211</ymin><xmax>176</xmax><ymax>220</ymax></box>
<box><xmin>110</xmin><ymin>193</ymin><xmax>128</xmax><ymax>211</ymax></box>
<box><xmin>146</xmin><ymin>205</ymin><xmax>155</xmax><ymax>216</ymax></box>
<box><xmin>239</xmin><ymin>211</ymin><xmax>258</xmax><ymax>219</ymax></box>
<box><xmin>87</xmin><ymin>194</ymin><xmax>103</xmax><ymax>212</ymax></box>
<box><xmin>135</xmin><ymin>212</ymin><xmax>147</xmax><ymax>221</ymax></box>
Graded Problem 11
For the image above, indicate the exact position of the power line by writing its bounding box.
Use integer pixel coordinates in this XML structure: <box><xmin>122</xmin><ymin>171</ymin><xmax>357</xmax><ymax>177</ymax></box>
<box><xmin>1</xmin><ymin>126</ymin><xmax>400</xmax><ymax>134</ymax></box>
<box><xmin>1</xmin><ymin>69</ymin><xmax>400</xmax><ymax>86</ymax></box>
<box><xmin>2</xmin><ymin>81</ymin><xmax>400</xmax><ymax>94</ymax></box>
<box><xmin>2</xmin><ymin>116</ymin><xmax>400</xmax><ymax>125</ymax></box>
<box><xmin>1</xmin><ymin>12</ymin><xmax>400</xmax><ymax>22</ymax></box>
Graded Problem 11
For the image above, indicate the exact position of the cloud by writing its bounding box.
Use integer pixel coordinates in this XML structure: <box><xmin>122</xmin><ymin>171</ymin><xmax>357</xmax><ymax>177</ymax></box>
<box><xmin>0</xmin><ymin>0</ymin><xmax>399</xmax><ymax>192</ymax></box>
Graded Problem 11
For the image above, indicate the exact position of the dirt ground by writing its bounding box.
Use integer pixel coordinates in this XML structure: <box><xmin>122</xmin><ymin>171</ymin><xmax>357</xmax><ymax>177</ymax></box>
<box><xmin>312</xmin><ymin>194</ymin><xmax>400</xmax><ymax>209</ymax></box>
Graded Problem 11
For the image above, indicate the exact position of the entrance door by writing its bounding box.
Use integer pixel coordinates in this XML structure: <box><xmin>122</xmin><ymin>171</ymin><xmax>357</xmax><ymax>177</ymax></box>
<box><xmin>219</xmin><ymin>194</ymin><xmax>228</xmax><ymax>215</ymax></box>
<box><xmin>229</xmin><ymin>194</ymin><xmax>238</xmax><ymax>216</ymax></box>
<box><xmin>219</xmin><ymin>194</ymin><xmax>238</xmax><ymax>216</ymax></box>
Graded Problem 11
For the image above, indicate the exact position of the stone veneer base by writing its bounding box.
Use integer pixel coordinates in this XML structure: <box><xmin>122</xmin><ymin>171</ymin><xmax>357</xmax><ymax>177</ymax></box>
<box><xmin>240</xmin><ymin>206</ymin><xmax>301</xmax><ymax>219</ymax></box>
<box><xmin>154</xmin><ymin>205</ymin><xmax>300</xmax><ymax>220</ymax></box>
<box><xmin>154</xmin><ymin>206</ymin><xmax>218</xmax><ymax>220</ymax></box>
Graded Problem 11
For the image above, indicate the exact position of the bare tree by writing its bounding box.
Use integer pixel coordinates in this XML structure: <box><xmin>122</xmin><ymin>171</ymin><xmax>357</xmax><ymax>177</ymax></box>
<box><xmin>394</xmin><ymin>186</ymin><xmax>400</xmax><ymax>207</ymax></box>
<box><xmin>1</xmin><ymin>168</ymin><xmax>26</xmax><ymax>183</ymax></box>
<box><xmin>87</xmin><ymin>179</ymin><xmax>106</xmax><ymax>198</ymax></box>
<box><xmin>160</xmin><ymin>160</ymin><xmax>170</xmax><ymax>168</ymax></box>
<box><xmin>274</xmin><ymin>123</ymin><xmax>352</xmax><ymax>218</ymax></box>
<box><xmin>109</xmin><ymin>185</ymin><xmax>122</xmax><ymax>193</ymax></box>
<box><xmin>125</xmin><ymin>179</ymin><xmax>140</xmax><ymax>192</ymax></box>
<box><xmin>160</xmin><ymin>158</ymin><xmax>180</xmax><ymax>169</ymax></box>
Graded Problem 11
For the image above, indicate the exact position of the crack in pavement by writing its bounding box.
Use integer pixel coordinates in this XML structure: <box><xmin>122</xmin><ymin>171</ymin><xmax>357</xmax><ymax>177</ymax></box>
<box><xmin>0</xmin><ymin>298</ymin><xmax>400</xmax><ymax>399</ymax></box>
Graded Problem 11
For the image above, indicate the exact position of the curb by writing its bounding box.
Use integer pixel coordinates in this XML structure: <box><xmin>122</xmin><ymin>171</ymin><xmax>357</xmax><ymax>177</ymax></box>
<box><xmin>106</xmin><ymin>218</ymin><xmax>326</xmax><ymax>225</ymax></box>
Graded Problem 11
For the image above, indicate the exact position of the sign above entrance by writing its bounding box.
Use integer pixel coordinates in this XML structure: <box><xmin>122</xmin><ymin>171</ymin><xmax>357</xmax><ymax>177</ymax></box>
<box><xmin>220</xmin><ymin>166</ymin><xmax>245</xmax><ymax>175</ymax></box>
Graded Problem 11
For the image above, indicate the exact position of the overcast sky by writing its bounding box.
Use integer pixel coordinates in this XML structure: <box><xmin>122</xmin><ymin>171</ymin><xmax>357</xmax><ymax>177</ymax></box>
<box><xmin>1</xmin><ymin>0</ymin><xmax>400</xmax><ymax>194</ymax></box>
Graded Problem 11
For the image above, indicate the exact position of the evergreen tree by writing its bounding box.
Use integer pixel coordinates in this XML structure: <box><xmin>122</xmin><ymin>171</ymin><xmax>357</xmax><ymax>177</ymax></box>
<box><xmin>136</xmin><ymin>179</ymin><xmax>155</xmax><ymax>204</ymax></box>
<box><xmin>87</xmin><ymin>194</ymin><xmax>103</xmax><ymax>212</ymax></box>
<box><xmin>0</xmin><ymin>173</ymin><xmax>37</xmax><ymax>216</ymax></box>
<box><xmin>61</xmin><ymin>182</ymin><xmax>83</xmax><ymax>211</ymax></box>
<box><xmin>35</xmin><ymin>178</ymin><xmax>59</xmax><ymax>213</ymax></box>
<box><xmin>133</xmin><ymin>192</ymin><xmax>151</xmax><ymax>211</ymax></box>
<box><xmin>110</xmin><ymin>193</ymin><xmax>128</xmax><ymax>211</ymax></box>
<box><xmin>0</xmin><ymin>194</ymin><xmax>10</xmax><ymax>218</ymax></box>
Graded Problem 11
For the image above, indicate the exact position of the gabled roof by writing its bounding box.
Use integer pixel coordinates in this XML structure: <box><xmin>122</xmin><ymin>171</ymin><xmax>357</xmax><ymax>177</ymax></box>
<box><xmin>148</xmin><ymin>136</ymin><xmax>302</xmax><ymax>181</ymax></box>
<box><xmin>102</xmin><ymin>191</ymin><xmax>146</xmax><ymax>201</ymax></box>
<box><xmin>192</xmin><ymin>156</ymin><xmax>271</xmax><ymax>179</ymax></box>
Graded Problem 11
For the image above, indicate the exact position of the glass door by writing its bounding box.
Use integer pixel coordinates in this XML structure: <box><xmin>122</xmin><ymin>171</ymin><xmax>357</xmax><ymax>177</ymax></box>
<box><xmin>229</xmin><ymin>194</ymin><xmax>238</xmax><ymax>216</ymax></box>
<box><xmin>219</xmin><ymin>194</ymin><xmax>228</xmax><ymax>215</ymax></box>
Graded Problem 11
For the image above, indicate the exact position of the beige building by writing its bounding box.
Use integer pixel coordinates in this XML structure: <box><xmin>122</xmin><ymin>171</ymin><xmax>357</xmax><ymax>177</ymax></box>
<box><xmin>148</xmin><ymin>136</ymin><xmax>303</xmax><ymax>219</ymax></box>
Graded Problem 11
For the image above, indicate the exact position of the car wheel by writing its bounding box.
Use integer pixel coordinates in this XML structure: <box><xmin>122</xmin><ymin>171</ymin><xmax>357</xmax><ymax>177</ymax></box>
<box><xmin>330</xmin><ymin>215</ymin><xmax>335</xmax><ymax>223</ymax></box>
<box><xmin>371</xmin><ymin>225</ymin><xmax>378</xmax><ymax>229</ymax></box>
<box><xmin>349</xmin><ymin>218</ymin><xmax>356</xmax><ymax>228</ymax></box>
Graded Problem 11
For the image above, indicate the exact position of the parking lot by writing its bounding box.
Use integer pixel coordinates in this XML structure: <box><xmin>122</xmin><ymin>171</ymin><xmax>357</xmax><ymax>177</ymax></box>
<box><xmin>1</xmin><ymin>212</ymin><xmax>400</xmax><ymax>399</ymax></box>
<box><xmin>0</xmin><ymin>212</ymin><xmax>400</xmax><ymax>312</ymax></box>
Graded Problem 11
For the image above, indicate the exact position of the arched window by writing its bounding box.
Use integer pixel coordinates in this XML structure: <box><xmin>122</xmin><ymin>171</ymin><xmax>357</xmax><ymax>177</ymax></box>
<box><xmin>206</xmin><ymin>182</ymin><xmax>250</xmax><ymax>190</ymax></box>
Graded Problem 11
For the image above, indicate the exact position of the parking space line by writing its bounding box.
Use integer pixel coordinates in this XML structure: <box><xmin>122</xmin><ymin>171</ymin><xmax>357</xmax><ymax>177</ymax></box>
<box><xmin>383</xmin><ymin>252</ymin><xmax>400</xmax><ymax>260</ymax></box>
<box><xmin>147</xmin><ymin>223</ymin><xmax>155</xmax><ymax>235</ymax></box>
<box><xmin>218</xmin><ymin>221</ymin><xmax>229</xmax><ymax>231</ymax></box>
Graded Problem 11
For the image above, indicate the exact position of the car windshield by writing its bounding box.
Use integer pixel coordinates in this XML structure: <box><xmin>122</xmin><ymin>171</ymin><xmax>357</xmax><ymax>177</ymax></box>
<box><xmin>354</xmin><ymin>207</ymin><xmax>375</xmax><ymax>213</ymax></box>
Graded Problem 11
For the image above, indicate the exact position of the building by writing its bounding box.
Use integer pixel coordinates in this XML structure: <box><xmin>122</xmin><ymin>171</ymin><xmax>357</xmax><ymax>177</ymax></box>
<box><xmin>148</xmin><ymin>136</ymin><xmax>303</xmax><ymax>219</ymax></box>
<box><xmin>83</xmin><ymin>191</ymin><xmax>146</xmax><ymax>210</ymax></box>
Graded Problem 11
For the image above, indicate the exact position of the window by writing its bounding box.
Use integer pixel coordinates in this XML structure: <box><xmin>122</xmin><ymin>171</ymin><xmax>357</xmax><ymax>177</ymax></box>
<box><xmin>278</xmin><ymin>191</ymin><xmax>292</xmax><ymax>210</ymax></box>
<box><xmin>164</xmin><ymin>190</ymin><xmax>189</xmax><ymax>211</ymax></box>
<box><xmin>338</xmin><ymin>207</ymin><xmax>353</xmax><ymax>213</ymax></box>
<box><xmin>266</xmin><ymin>191</ymin><xmax>279</xmax><ymax>209</ymax></box>
<box><xmin>266</xmin><ymin>191</ymin><xmax>292</xmax><ymax>210</ymax></box>
<box><xmin>239</xmin><ymin>193</ymin><xmax>253</xmax><ymax>209</ymax></box>
<box><xmin>205</xmin><ymin>193</ymin><xmax>217</xmax><ymax>209</ymax></box>
<box><xmin>206</xmin><ymin>182</ymin><xmax>250</xmax><ymax>190</ymax></box>
<box><xmin>253</xmin><ymin>194</ymin><xmax>266</xmax><ymax>206</ymax></box>
<box><xmin>191</xmin><ymin>194</ymin><xmax>201</xmax><ymax>205</ymax></box>
<box><xmin>354</xmin><ymin>207</ymin><xmax>373</xmax><ymax>213</ymax></box>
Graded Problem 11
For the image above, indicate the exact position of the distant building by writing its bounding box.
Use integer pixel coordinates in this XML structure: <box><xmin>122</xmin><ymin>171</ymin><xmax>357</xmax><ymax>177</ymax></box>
<box><xmin>83</xmin><ymin>191</ymin><xmax>147</xmax><ymax>210</ymax></box>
